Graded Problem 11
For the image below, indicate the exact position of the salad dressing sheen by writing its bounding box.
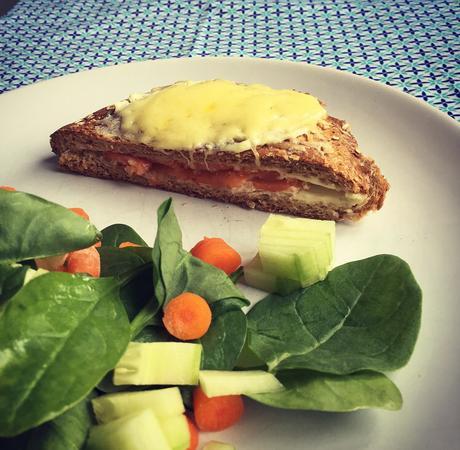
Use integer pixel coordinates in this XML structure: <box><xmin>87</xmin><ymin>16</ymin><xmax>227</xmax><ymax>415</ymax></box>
<box><xmin>115</xmin><ymin>80</ymin><xmax>327</xmax><ymax>152</ymax></box>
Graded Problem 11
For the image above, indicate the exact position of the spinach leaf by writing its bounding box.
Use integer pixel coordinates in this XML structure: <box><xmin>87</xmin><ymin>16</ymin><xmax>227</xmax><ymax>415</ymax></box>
<box><xmin>99</xmin><ymin>247</ymin><xmax>155</xmax><ymax>322</ymax></box>
<box><xmin>0</xmin><ymin>273</ymin><xmax>130</xmax><ymax>436</ymax></box>
<box><xmin>247</xmin><ymin>255</ymin><xmax>422</xmax><ymax>373</ymax></box>
<box><xmin>98</xmin><ymin>247</ymin><xmax>152</xmax><ymax>278</ymax></box>
<box><xmin>200</xmin><ymin>300</ymin><xmax>247</xmax><ymax>370</ymax></box>
<box><xmin>153</xmin><ymin>199</ymin><xmax>247</xmax><ymax>306</ymax></box>
<box><xmin>25</xmin><ymin>392</ymin><xmax>95</xmax><ymax>450</ymax></box>
<box><xmin>0</xmin><ymin>263</ymin><xmax>28</xmax><ymax>306</ymax></box>
<box><xmin>229</xmin><ymin>267</ymin><xmax>244</xmax><ymax>283</ymax></box>
<box><xmin>0</xmin><ymin>191</ymin><xmax>101</xmax><ymax>263</ymax></box>
<box><xmin>101</xmin><ymin>224</ymin><xmax>148</xmax><ymax>247</ymax></box>
<box><xmin>134</xmin><ymin>325</ymin><xmax>172</xmax><ymax>343</ymax></box>
<box><xmin>249</xmin><ymin>370</ymin><xmax>402</xmax><ymax>412</ymax></box>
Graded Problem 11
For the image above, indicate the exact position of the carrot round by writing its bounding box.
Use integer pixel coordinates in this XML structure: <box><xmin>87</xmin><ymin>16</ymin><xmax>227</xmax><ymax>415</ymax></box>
<box><xmin>162</xmin><ymin>292</ymin><xmax>212</xmax><ymax>340</ymax></box>
<box><xmin>69</xmin><ymin>207</ymin><xmax>90</xmax><ymax>221</ymax></box>
<box><xmin>0</xmin><ymin>186</ymin><xmax>16</xmax><ymax>191</ymax></box>
<box><xmin>35</xmin><ymin>253</ymin><xmax>68</xmax><ymax>272</ymax></box>
<box><xmin>119</xmin><ymin>241</ymin><xmax>141</xmax><ymax>248</ymax></box>
<box><xmin>193</xmin><ymin>387</ymin><xmax>244</xmax><ymax>432</ymax></box>
<box><xmin>186</xmin><ymin>417</ymin><xmax>199</xmax><ymax>450</ymax></box>
<box><xmin>190</xmin><ymin>237</ymin><xmax>241</xmax><ymax>275</ymax></box>
<box><xmin>66</xmin><ymin>246</ymin><xmax>101</xmax><ymax>277</ymax></box>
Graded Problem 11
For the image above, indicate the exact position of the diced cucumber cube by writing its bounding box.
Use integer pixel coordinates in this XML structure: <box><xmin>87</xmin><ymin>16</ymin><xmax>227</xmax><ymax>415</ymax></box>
<box><xmin>114</xmin><ymin>342</ymin><xmax>202</xmax><ymax>386</ymax></box>
<box><xmin>243</xmin><ymin>254</ymin><xmax>303</xmax><ymax>295</ymax></box>
<box><xmin>160</xmin><ymin>414</ymin><xmax>190</xmax><ymax>450</ymax></box>
<box><xmin>199</xmin><ymin>370</ymin><xmax>284</xmax><ymax>397</ymax></box>
<box><xmin>86</xmin><ymin>409</ymin><xmax>171</xmax><ymax>450</ymax></box>
<box><xmin>92</xmin><ymin>387</ymin><xmax>185</xmax><ymax>424</ymax></box>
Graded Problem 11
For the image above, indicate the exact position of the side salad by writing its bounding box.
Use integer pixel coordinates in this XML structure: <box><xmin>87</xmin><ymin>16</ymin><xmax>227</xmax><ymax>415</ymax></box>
<box><xmin>0</xmin><ymin>187</ymin><xmax>422</xmax><ymax>450</ymax></box>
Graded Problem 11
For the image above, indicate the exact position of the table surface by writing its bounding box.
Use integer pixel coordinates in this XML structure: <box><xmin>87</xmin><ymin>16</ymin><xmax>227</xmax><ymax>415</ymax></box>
<box><xmin>1</xmin><ymin>0</ymin><xmax>459</xmax><ymax>120</ymax></box>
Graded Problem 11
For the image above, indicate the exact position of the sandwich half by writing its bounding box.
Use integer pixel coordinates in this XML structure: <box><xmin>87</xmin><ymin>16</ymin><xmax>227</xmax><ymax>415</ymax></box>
<box><xmin>50</xmin><ymin>80</ymin><xmax>389</xmax><ymax>221</ymax></box>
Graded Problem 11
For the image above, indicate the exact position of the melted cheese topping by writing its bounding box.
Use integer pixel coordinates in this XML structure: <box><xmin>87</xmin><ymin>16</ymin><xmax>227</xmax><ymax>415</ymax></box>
<box><xmin>115</xmin><ymin>80</ymin><xmax>327</xmax><ymax>152</ymax></box>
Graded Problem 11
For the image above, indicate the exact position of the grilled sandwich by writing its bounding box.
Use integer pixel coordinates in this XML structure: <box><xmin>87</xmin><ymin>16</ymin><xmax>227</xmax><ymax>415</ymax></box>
<box><xmin>50</xmin><ymin>80</ymin><xmax>389</xmax><ymax>221</ymax></box>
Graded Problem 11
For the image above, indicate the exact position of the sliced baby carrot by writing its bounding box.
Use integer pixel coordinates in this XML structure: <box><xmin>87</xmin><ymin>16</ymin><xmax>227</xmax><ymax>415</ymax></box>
<box><xmin>193</xmin><ymin>387</ymin><xmax>244</xmax><ymax>432</ymax></box>
<box><xmin>35</xmin><ymin>253</ymin><xmax>68</xmax><ymax>272</ymax></box>
<box><xmin>66</xmin><ymin>246</ymin><xmax>101</xmax><ymax>277</ymax></box>
<box><xmin>0</xmin><ymin>186</ymin><xmax>16</xmax><ymax>191</ymax></box>
<box><xmin>119</xmin><ymin>241</ymin><xmax>141</xmax><ymax>248</ymax></box>
<box><xmin>162</xmin><ymin>292</ymin><xmax>212</xmax><ymax>341</ymax></box>
<box><xmin>69</xmin><ymin>207</ymin><xmax>90</xmax><ymax>221</ymax></box>
<box><xmin>186</xmin><ymin>417</ymin><xmax>199</xmax><ymax>450</ymax></box>
<box><xmin>190</xmin><ymin>237</ymin><xmax>241</xmax><ymax>275</ymax></box>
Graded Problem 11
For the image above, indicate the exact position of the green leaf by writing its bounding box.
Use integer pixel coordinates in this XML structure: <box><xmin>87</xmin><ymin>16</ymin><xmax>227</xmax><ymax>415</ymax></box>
<box><xmin>98</xmin><ymin>247</ymin><xmax>156</xmax><ymax>322</ymax></box>
<box><xmin>229</xmin><ymin>267</ymin><xmax>244</xmax><ymax>283</ymax></box>
<box><xmin>0</xmin><ymin>263</ymin><xmax>29</xmax><ymax>306</ymax></box>
<box><xmin>249</xmin><ymin>370</ymin><xmax>402</xmax><ymax>412</ymax></box>
<box><xmin>26</xmin><ymin>393</ymin><xmax>95</xmax><ymax>450</ymax></box>
<box><xmin>101</xmin><ymin>224</ymin><xmax>148</xmax><ymax>247</ymax></box>
<box><xmin>200</xmin><ymin>300</ymin><xmax>247</xmax><ymax>370</ymax></box>
<box><xmin>153</xmin><ymin>199</ymin><xmax>248</xmax><ymax>306</ymax></box>
<box><xmin>0</xmin><ymin>273</ymin><xmax>130</xmax><ymax>436</ymax></box>
<box><xmin>0</xmin><ymin>191</ymin><xmax>101</xmax><ymax>263</ymax></box>
<box><xmin>134</xmin><ymin>326</ymin><xmax>172</xmax><ymax>343</ymax></box>
<box><xmin>247</xmin><ymin>255</ymin><xmax>422</xmax><ymax>373</ymax></box>
<box><xmin>98</xmin><ymin>247</ymin><xmax>152</xmax><ymax>278</ymax></box>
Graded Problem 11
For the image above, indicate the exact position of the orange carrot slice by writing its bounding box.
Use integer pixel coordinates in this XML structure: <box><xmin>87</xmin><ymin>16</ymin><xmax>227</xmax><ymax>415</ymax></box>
<box><xmin>119</xmin><ymin>241</ymin><xmax>141</xmax><ymax>248</ymax></box>
<box><xmin>162</xmin><ymin>292</ymin><xmax>212</xmax><ymax>340</ymax></box>
<box><xmin>66</xmin><ymin>246</ymin><xmax>101</xmax><ymax>277</ymax></box>
<box><xmin>0</xmin><ymin>186</ymin><xmax>16</xmax><ymax>191</ymax></box>
<box><xmin>68</xmin><ymin>207</ymin><xmax>90</xmax><ymax>221</ymax></box>
<box><xmin>186</xmin><ymin>417</ymin><xmax>199</xmax><ymax>450</ymax></box>
<box><xmin>190</xmin><ymin>237</ymin><xmax>241</xmax><ymax>275</ymax></box>
<box><xmin>35</xmin><ymin>253</ymin><xmax>69</xmax><ymax>272</ymax></box>
<box><xmin>193</xmin><ymin>387</ymin><xmax>244</xmax><ymax>432</ymax></box>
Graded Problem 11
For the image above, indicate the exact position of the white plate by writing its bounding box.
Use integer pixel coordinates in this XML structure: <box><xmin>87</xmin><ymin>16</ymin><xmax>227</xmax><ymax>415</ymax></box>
<box><xmin>1</xmin><ymin>57</ymin><xmax>459</xmax><ymax>450</ymax></box>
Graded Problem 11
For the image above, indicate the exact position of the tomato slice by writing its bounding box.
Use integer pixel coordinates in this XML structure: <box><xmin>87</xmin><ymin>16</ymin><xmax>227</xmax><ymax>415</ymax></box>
<box><xmin>106</xmin><ymin>153</ymin><xmax>300</xmax><ymax>192</ymax></box>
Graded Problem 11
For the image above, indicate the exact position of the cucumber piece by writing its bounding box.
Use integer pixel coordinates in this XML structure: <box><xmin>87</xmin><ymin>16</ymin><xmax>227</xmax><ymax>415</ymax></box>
<box><xmin>203</xmin><ymin>441</ymin><xmax>236</xmax><ymax>450</ymax></box>
<box><xmin>92</xmin><ymin>387</ymin><xmax>185</xmax><ymax>423</ymax></box>
<box><xmin>260</xmin><ymin>214</ymin><xmax>335</xmax><ymax>258</ymax></box>
<box><xmin>86</xmin><ymin>409</ymin><xmax>171</xmax><ymax>450</ymax></box>
<box><xmin>243</xmin><ymin>254</ymin><xmax>302</xmax><ymax>295</ymax></box>
<box><xmin>258</xmin><ymin>214</ymin><xmax>335</xmax><ymax>286</ymax></box>
<box><xmin>160</xmin><ymin>414</ymin><xmax>190</xmax><ymax>450</ymax></box>
<box><xmin>23</xmin><ymin>268</ymin><xmax>48</xmax><ymax>284</ymax></box>
<box><xmin>199</xmin><ymin>370</ymin><xmax>284</xmax><ymax>397</ymax></box>
<box><xmin>259</xmin><ymin>243</ymin><xmax>324</xmax><ymax>284</ymax></box>
<box><xmin>114</xmin><ymin>342</ymin><xmax>202</xmax><ymax>386</ymax></box>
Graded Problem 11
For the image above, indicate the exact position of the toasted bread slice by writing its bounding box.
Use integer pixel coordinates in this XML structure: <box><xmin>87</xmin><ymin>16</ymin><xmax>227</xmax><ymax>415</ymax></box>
<box><xmin>50</xmin><ymin>96</ymin><xmax>388</xmax><ymax>221</ymax></box>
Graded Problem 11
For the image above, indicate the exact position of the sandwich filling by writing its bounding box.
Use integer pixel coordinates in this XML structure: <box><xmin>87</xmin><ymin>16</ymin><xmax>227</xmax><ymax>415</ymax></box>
<box><xmin>105</xmin><ymin>152</ymin><xmax>367</xmax><ymax>210</ymax></box>
<box><xmin>114</xmin><ymin>80</ymin><xmax>327</xmax><ymax>152</ymax></box>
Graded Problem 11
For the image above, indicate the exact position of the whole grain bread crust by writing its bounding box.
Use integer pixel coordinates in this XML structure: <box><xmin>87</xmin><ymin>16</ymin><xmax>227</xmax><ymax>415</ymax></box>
<box><xmin>50</xmin><ymin>106</ymin><xmax>389</xmax><ymax>220</ymax></box>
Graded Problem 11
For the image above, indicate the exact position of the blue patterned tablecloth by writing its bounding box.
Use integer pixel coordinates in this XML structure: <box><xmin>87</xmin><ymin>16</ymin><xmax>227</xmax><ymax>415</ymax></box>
<box><xmin>1</xmin><ymin>0</ymin><xmax>459</xmax><ymax>119</ymax></box>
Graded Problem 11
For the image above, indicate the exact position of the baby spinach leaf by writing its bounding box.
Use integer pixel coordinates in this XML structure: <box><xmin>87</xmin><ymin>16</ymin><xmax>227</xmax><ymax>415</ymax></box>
<box><xmin>0</xmin><ymin>263</ymin><xmax>28</xmax><ymax>306</ymax></box>
<box><xmin>0</xmin><ymin>191</ymin><xmax>101</xmax><ymax>263</ymax></box>
<box><xmin>25</xmin><ymin>392</ymin><xmax>95</xmax><ymax>450</ymax></box>
<box><xmin>229</xmin><ymin>267</ymin><xmax>244</xmax><ymax>283</ymax></box>
<box><xmin>200</xmin><ymin>300</ymin><xmax>247</xmax><ymax>370</ymax></box>
<box><xmin>0</xmin><ymin>273</ymin><xmax>130</xmax><ymax>437</ymax></box>
<box><xmin>98</xmin><ymin>247</ymin><xmax>152</xmax><ymax>278</ymax></box>
<box><xmin>153</xmin><ymin>199</ymin><xmax>247</xmax><ymax>306</ymax></box>
<box><xmin>101</xmin><ymin>224</ymin><xmax>148</xmax><ymax>247</ymax></box>
<box><xmin>249</xmin><ymin>370</ymin><xmax>402</xmax><ymax>412</ymax></box>
<box><xmin>99</xmin><ymin>247</ymin><xmax>156</xmax><ymax>322</ymax></box>
<box><xmin>134</xmin><ymin>325</ymin><xmax>172</xmax><ymax>343</ymax></box>
<box><xmin>247</xmin><ymin>255</ymin><xmax>422</xmax><ymax>373</ymax></box>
